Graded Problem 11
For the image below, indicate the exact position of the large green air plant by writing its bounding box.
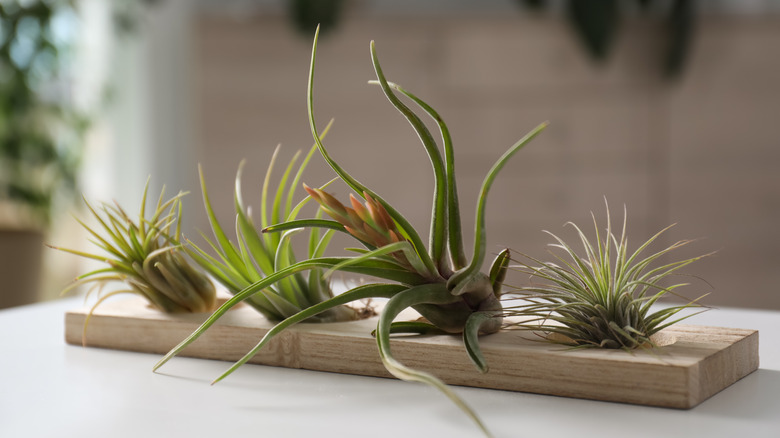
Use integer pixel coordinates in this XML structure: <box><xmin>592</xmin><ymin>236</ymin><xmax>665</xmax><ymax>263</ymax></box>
<box><xmin>49</xmin><ymin>181</ymin><xmax>216</xmax><ymax>318</ymax></box>
<box><xmin>187</xmin><ymin>141</ymin><xmax>359</xmax><ymax>323</ymax></box>
<box><xmin>502</xmin><ymin>205</ymin><xmax>710</xmax><ymax>350</ymax></box>
<box><xmin>154</xmin><ymin>27</ymin><xmax>547</xmax><ymax>437</ymax></box>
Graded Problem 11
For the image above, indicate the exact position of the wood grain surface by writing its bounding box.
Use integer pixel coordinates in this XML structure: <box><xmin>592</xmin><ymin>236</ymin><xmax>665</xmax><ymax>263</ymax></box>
<box><xmin>64</xmin><ymin>298</ymin><xmax>758</xmax><ymax>409</ymax></box>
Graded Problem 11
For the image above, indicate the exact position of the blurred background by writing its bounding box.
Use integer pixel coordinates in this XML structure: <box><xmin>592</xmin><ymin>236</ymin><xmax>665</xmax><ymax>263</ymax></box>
<box><xmin>1</xmin><ymin>0</ymin><xmax>778</xmax><ymax>310</ymax></box>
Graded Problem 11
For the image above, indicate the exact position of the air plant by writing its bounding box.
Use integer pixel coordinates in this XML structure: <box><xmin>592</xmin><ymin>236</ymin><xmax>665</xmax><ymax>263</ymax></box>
<box><xmin>49</xmin><ymin>181</ymin><xmax>216</xmax><ymax>315</ymax></box>
<box><xmin>154</xmin><ymin>26</ymin><xmax>547</xmax><ymax>437</ymax></box>
<box><xmin>502</xmin><ymin>205</ymin><xmax>710</xmax><ymax>350</ymax></box>
<box><xmin>187</xmin><ymin>141</ymin><xmax>360</xmax><ymax>323</ymax></box>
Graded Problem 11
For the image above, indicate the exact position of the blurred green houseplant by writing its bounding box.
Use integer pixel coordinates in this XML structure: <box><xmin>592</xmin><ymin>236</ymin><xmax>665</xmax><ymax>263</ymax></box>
<box><xmin>0</xmin><ymin>1</ymin><xmax>87</xmax><ymax>308</ymax></box>
<box><xmin>0</xmin><ymin>0</ymin><xmax>86</xmax><ymax>228</ymax></box>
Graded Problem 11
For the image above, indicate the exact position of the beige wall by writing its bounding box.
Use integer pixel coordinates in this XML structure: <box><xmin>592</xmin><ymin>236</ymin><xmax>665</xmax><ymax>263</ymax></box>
<box><xmin>193</xmin><ymin>14</ymin><xmax>780</xmax><ymax>309</ymax></box>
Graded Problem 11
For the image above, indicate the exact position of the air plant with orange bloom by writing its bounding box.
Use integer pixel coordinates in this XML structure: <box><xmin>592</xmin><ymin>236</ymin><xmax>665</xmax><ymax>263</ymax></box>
<box><xmin>155</xmin><ymin>27</ymin><xmax>546</xmax><ymax>437</ymax></box>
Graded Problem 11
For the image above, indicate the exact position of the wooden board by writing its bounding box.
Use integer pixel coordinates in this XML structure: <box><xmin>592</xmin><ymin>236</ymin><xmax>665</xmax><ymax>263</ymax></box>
<box><xmin>64</xmin><ymin>298</ymin><xmax>758</xmax><ymax>409</ymax></box>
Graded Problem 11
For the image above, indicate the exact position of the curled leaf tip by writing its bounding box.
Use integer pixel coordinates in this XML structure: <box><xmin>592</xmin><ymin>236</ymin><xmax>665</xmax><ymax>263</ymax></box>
<box><xmin>303</xmin><ymin>184</ymin><xmax>320</xmax><ymax>201</ymax></box>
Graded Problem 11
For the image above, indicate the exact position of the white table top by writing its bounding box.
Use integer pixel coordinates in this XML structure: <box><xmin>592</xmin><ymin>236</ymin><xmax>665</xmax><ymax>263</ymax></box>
<box><xmin>1</xmin><ymin>297</ymin><xmax>778</xmax><ymax>438</ymax></box>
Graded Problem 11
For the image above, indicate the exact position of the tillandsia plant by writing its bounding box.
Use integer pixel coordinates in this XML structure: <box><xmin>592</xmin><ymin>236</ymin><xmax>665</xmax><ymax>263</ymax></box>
<box><xmin>502</xmin><ymin>204</ymin><xmax>710</xmax><ymax>350</ymax></box>
<box><xmin>49</xmin><ymin>180</ymin><xmax>216</xmax><ymax>316</ymax></box>
<box><xmin>154</xmin><ymin>26</ymin><xmax>547</xmax><ymax>437</ymax></box>
<box><xmin>187</xmin><ymin>140</ymin><xmax>360</xmax><ymax>323</ymax></box>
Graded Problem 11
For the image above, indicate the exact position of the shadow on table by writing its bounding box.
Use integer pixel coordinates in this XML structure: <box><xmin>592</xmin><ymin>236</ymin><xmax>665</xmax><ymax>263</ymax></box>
<box><xmin>694</xmin><ymin>369</ymin><xmax>780</xmax><ymax>420</ymax></box>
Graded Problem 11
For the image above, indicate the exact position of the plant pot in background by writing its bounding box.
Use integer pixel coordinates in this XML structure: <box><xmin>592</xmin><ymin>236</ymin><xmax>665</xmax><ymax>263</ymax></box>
<box><xmin>0</xmin><ymin>229</ymin><xmax>44</xmax><ymax>309</ymax></box>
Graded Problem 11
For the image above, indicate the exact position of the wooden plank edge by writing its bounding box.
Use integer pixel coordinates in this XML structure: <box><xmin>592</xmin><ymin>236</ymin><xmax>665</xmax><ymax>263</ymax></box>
<box><xmin>63</xmin><ymin>303</ymin><xmax>759</xmax><ymax>409</ymax></box>
<box><xmin>690</xmin><ymin>329</ymin><xmax>759</xmax><ymax>407</ymax></box>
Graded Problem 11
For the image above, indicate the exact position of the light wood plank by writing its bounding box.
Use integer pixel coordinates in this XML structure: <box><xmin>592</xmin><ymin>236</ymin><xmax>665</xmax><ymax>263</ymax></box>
<box><xmin>64</xmin><ymin>298</ymin><xmax>758</xmax><ymax>409</ymax></box>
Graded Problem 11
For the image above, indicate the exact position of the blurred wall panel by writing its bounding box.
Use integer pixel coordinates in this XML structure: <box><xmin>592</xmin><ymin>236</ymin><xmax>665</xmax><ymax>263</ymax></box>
<box><xmin>194</xmin><ymin>14</ymin><xmax>780</xmax><ymax>309</ymax></box>
<box><xmin>668</xmin><ymin>17</ymin><xmax>780</xmax><ymax>310</ymax></box>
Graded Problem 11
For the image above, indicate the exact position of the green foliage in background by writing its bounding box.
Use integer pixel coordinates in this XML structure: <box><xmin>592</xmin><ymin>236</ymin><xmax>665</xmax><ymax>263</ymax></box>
<box><xmin>0</xmin><ymin>0</ymin><xmax>88</xmax><ymax>227</ymax></box>
<box><xmin>522</xmin><ymin>0</ymin><xmax>696</xmax><ymax>78</ymax></box>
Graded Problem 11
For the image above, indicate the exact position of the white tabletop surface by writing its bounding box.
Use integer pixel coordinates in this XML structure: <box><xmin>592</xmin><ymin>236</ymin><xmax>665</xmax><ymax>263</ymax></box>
<box><xmin>1</xmin><ymin>297</ymin><xmax>778</xmax><ymax>438</ymax></box>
